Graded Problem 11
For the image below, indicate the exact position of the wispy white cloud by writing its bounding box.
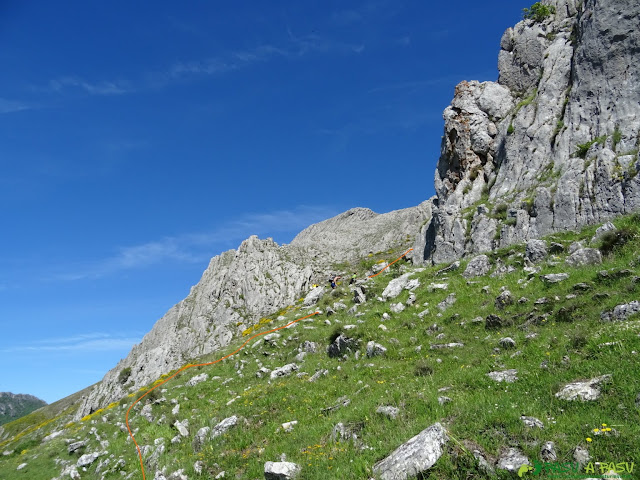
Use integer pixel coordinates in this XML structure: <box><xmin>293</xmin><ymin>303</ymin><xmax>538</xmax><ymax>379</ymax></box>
<box><xmin>46</xmin><ymin>76</ymin><xmax>130</xmax><ymax>96</ymax></box>
<box><xmin>0</xmin><ymin>98</ymin><xmax>31</xmax><ymax>114</ymax></box>
<box><xmin>51</xmin><ymin>205</ymin><xmax>338</xmax><ymax>281</ymax></box>
<box><xmin>1</xmin><ymin>332</ymin><xmax>143</xmax><ymax>353</ymax></box>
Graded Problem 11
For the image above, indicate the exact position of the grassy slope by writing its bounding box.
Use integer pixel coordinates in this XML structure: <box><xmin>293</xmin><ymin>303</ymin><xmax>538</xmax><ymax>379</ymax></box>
<box><xmin>0</xmin><ymin>214</ymin><xmax>639</xmax><ymax>479</ymax></box>
<box><xmin>0</xmin><ymin>396</ymin><xmax>47</xmax><ymax>427</ymax></box>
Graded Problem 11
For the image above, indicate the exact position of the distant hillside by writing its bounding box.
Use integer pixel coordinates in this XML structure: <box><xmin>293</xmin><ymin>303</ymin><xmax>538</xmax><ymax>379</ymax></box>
<box><xmin>0</xmin><ymin>393</ymin><xmax>46</xmax><ymax>426</ymax></box>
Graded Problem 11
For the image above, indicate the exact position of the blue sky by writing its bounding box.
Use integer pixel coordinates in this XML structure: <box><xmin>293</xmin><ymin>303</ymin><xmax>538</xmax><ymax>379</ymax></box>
<box><xmin>0</xmin><ymin>0</ymin><xmax>532</xmax><ymax>403</ymax></box>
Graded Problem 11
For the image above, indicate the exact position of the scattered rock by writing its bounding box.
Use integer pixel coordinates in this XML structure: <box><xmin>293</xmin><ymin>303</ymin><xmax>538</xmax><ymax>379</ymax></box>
<box><xmin>308</xmin><ymin>369</ymin><xmax>328</xmax><ymax>382</ymax></box>
<box><xmin>17</xmin><ymin>463</ymin><xmax>27</xmax><ymax>470</ymax></box>
<box><xmin>520</xmin><ymin>416</ymin><xmax>544</xmax><ymax>428</ymax></box>
<box><xmin>568</xmin><ymin>241</ymin><xmax>584</xmax><ymax>254</ymax></box>
<box><xmin>573</xmin><ymin>283</ymin><xmax>592</xmax><ymax>291</ymax></box>
<box><xmin>437</xmin><ymin>293</ymin><xmax>456</xmax><ymax>311</ymax></box>
<box><xmin>353</xmin><ymin>287</ymin><xmax>367</xmax><ymax>304</ymax></box>
<box><xmin>526</xmin><ymin>239</ymin><xmax>547</xmax><ymax>263</ymax></box>
<box><xmin>487</xmin><ymin>370</ymin><xmax>518</xmax><ymax>383</ymax></box>
<box><xmin>540</xmin><ymin>273</ymin><xmax>569</xmax><ymax>284</ymax></box>
<box><xmin>601</xmin><ymin>301</ymin><xmax>640</xmax><ymax>322</ymax></box>
<box><xmin>438</xmin><ymin>396</ymin><xmax>452</xmax><ymax>405</ymax></box>
<box><xmin>186</xmin><ymin>373</ymin><xmax>209</xmax><ymax>387</ymax></box>
<box><xmin>463</xmin><ymin>255</ymin><xmax>491</xmax><ymax>278</ymax></box>
<box><xmin>390</xmin><ymin>303</ymin><xmax>405</xmax><ymax>313</ymax></box>
<box><xmin>327</xmin><ymin>334</ymin><xmax>358</xmax><ymax>358</ymax></box>
<box><xmin>322</xmin><ymin>396</ymin><xmax>350</xmax><ymax>414</ymax></box>
<box><xmin>372</xmin><ymin>423</ymin><xmax>448</xmax><ymax>480</ymax></box>
<box><xmin>366</xmin><ymin>341</ymin><xmax>387</xmax><ymax>358</ymax></box>
<box><xmin>376</xmin><ymin>406</ymin><xmax>400</xmax><ymax>420</ymax></box>
<box><xmin>549</xmin><ymin>242</ymin><xmax>564</xmax><ymax>254</ymax></box>
<box><xmin>270</xmin><ymin>364</ymin><xmax>299</xmax><ymax>380</ymax></box>
<box><xmin>573</xmin><ymin>445</ymin><xmax>591</xmax><ymax>466</ymax></box>
<box><xmin>591</xmin><ymin>222</ymin><xmax>616</xmax><ymax>244</ymax></box>
<box><xmin>303</xmin><ymin>286</ymin><xmax>325</xmax><ymax>306</ymax></box>
<box><xmin>485</xmin><ymin>314</ymin><xmax>505</xmax><ymax>330</ymax></box>
<box><xmin>436</xmin><ymin>261</ymin><xmax>459</xmax><ymax>275</ymax></box>
<box><xmin>212</xmin><ymin>416</ymin><xmax>238</xmax><ymax>439</ymax></box>
<box><xmin>496</xmin><ymin>447</ymin><xmax>529</xmax><ymax>472</ymax></box>
<box><xmin>264</xmin><ymin>461</ymin><xmax>301</xmax><ymax>480</ymax></box>
<box><xmin>565</xmin><ymin>248</ymin><xmax>602</xmax><ymax>267</ymax></box>
<box><xmin>77</xmin><ymin>452</ymin><xmax>100</xmax><ymax>467</ymax></box>
<box><xmin>42</xmin><ymin>430</ymin><xmax>64</xmax><ymax>442</ymax></box>
<box><xmin>67</xmin><ymin>441</ymin><xmax>86</xmax><ymax>454</ymax></box>
<box><xmin>174</xmin><ymin>420</ymin><xmax>189</xmax><ymax>437</ymax></box>
<box><xmin>382</xmin><ymin>273</ymin><xmax>414</xmax><ymax>299</ymax></box>
<box><xmin>499</xmin><ymin>337</ymin><xmax>516</xmax><ymax>349</ymax></box>
<box><xmin>540</xmin><ymin>441</ymin><xmax>557</xmax><ymax>462</ymax></box>
<box><xmin>430</xmin><ymin>342</ymin><xmax>464</xmax><ymax>349</ymax></box>
<box><xmin>141</xmin><ymin>404</ymin><xmax>154</xmax><ymax>422</ymax></box>
<box><xmin>192</xmin><ymin>426</ymin><xmax>210</xmax><ymax>452</ymax></box>
<box><xmin>428</xmin><ymin>283</ymin><xmax>449</xmax><ymax>292</ymax></box>
<box><xmin>555</xmin><ymin>375</ymin><xmax>612</xmax><ymax>401</ymax></box>
<box><xmin>495</xmin><ymin>290</ymin><xmax>513</xmax><ymax>309</ymax></box>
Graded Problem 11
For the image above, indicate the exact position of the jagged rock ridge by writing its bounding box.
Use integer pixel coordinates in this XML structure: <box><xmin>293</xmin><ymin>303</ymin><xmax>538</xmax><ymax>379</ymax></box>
<box><xmin>77</xmin><ymin>204</ymin><xmax>430</xmax><ymax>418</ymax></box>
<box><xmin>414</xmin><ymin>0</ymin><xmax>640</xmax><ymax>264</ymax></box>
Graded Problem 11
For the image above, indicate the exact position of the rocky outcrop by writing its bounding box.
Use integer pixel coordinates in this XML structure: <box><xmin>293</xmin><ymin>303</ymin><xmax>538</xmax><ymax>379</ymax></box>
<box><xmin>77</xmin><ymin>205</ymin><xmax>428</xmax><ymax>418</ymax></box>
<box><xmin>291</xmin><ymin>202</ymin><xmax>431</xmax><ymax>263</ymax></box>
<box><xmin>414</xmin><ymin>0</ymin><xmax>640</xmax><ymax>264</ymax></box>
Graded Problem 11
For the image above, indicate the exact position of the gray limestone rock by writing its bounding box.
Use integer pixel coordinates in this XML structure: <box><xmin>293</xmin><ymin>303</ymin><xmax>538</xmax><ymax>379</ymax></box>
<box><xmin>487</xmin><ymin>369</ymin><xmax>518</xmax><ymax>383</ymax></box>
<box><xmin>270</xmin><ymin>364</ymin><xmax>299</xmax><ymax>380</ymax></box>
<box><xmin>264</xmin><ymin>461</ymin><xmax>301</xmax><ymax>480</ymax></box>
<box><xmin>376</xmin><ymin>406</ymin><xmax>400</xmax><ymax>420</ymax></box>
<box><xmin>520</xmin><ymin>416</ymin><xmax>544</xmax><ymax>429</ymax></box>
<box><xmin>600</xmin><ymin>301</ymin><xmax>640</xmax><ymax>322</ymax></box>
<box><xmin>390</xmin><ymin>303</ymin><xmax>405</xmax><ymax>313</ymax></box>
<box><xmin>591</xmin><ymin>222</ymin><xmax>617</xmax><ymax>244</ymax></box>
<box><xmin>327</xmin><ymin>334</ymin><xmax>358</xmax><ymax>358</ymax></box>
<box><xmin>540</xmin><ymin>441</ymin><xmax>557</xmax><ymax>462</ymax></box>
<box><xmin>186</xmin><ymin>373</ymin><xmax>209</xmax><ymax>387</ymax></box>
<box><xmin>192</xmin><ymin>426</ymin><xmax>210</xmax><ymax>452</ymax></box>
<box><xmin>463</xmin><ymin>255</ymin><xmax>491</xmax><ymax>278</ymax></box>
<box><xmin>211</xmin><ymin>416</ymin><xmax>238</xmax><ymax>439</ymax></box>
<box><xmin>141</xmin><ymin>404</ymin><xmax>154</xmax><ymax>423</ymax></box>
<box><xmin>499</xmin><ymin>337</ymin><xmax>516</xmax><ymax>349</ymax></box>
<box><xmin>413</xmin><ymin>0</ymin><xmax>640</xmax><ymax>266</ymax></box>
<box><xmin>353</xmin><ymin>286</ymin><xmax>366</xmax><ymax>304</ymax></box>
<box><xmin>372</xmin><ymin>423</ymin><xmax>448</xmax><ymax>480</ymax></box>
<box><xmin>496</xmin><ymin>448</ymin><xmax>530</xmax><ymax>472</ymax></box>
<box><xmin>366</xmin><ymin>341</ymin><xmax>387</xmax><ymax>358</ymax></box>
<box><xmin>573</xmin><ymin>445</ymin><xmax>591</xmax><ymax>466</ymax></box>
<box><xmin>308</xmin><ymin>369</ymin><xmax>328</xmax><ymax>382</ymax></box>
<box><xmin>67</xmin><ymin>441</ymin><xmax>86</xmax><ymax>454</ymax></box>
<box><xmin>77</xmin><ymin>452</ymin><xmax>100</xmax><ymax>467</ymax></box>
<box><xmin>565</xmin><ymin>248</ymin><xmax>602</xmax><ymax>267</ymax></box>
<box><xmin>174</xmin><ymin>420</ymin><xmax>189</xmax><ymax>437</ymax></box>
<box><xmin>541</xmin><ymin>273</ymin><xmax>569</xmax><ymax>284</ymax></box>
<box><xmin>303</xmin><ymin>287</ymin><xmax>324</xmax><ymax>307</ymax></box>
<box><xmin>437</xmin><ymin>293</ymin><xmax>456</xmax><ymax>312</ymax></box>
<box><xmin>382</xmin><ymin>273</ymin><xmax>414</xmax><ymax>299</ymax></box>
<box><xmin>495</xmin><ymin>290</ymin><xmax>513</xmax><ymax>310</ymax></box>
<box><xmin>555</xmin><ymin>375</ymin><xmax>612</xmax><ymax>401</ymax></box>
<box><xmin>526</xmin><ymin>239</ymin><xmax>548</xmax><ymax>263</ymax></box>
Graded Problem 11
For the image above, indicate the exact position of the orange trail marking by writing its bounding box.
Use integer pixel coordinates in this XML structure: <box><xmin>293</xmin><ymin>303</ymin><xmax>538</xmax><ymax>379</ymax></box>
<box><xmin>368</xmin><ymin>248</ymin><xmax>413</xmax><ymax>278</ymax></box>
<box><xmin>125</xmin><ymin>311</ymin><xmax>319</xmax><ymax>479</ymax></box>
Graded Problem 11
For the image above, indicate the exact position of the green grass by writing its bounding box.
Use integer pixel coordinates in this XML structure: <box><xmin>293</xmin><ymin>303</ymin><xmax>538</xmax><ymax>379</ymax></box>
<box><xmin>1</xmin><ymin>214</ymin><xmax>640</xmax><ymax>479</ymax></box>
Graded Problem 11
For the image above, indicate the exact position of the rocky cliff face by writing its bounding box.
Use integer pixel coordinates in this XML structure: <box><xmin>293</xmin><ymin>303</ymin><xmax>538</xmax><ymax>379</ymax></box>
<box><xmin>77</xmin><ymin>205</ymin><xmax>430</xmax><ymax>418</ymax></box>
<box><xmin>414</xmin><ymin>0</ymin><xmax>640</xmax><ymax>264</ymax></box>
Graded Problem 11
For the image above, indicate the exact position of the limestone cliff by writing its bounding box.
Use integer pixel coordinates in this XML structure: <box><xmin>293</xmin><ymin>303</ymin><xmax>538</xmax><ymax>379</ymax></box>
<box><xmin>414</xmin><ymin>0</ymin><xmax>640</xmax><ymax>264</ymax></box>
<box><xmin>77</xmin><ymin>205</ymin><xmax>430</xmax><ymax>417</ymax></box>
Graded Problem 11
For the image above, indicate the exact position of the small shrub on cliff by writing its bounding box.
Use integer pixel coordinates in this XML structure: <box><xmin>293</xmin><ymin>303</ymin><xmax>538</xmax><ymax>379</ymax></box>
<box><xmin>523</xmin><ymin>2</ymin><xmax>556</xmax><ymax>22</ymax></box>
<box><xmin>118</xmin><ymin>367</ymin><xmax>132</xmax><ymax>385</ymax></box>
